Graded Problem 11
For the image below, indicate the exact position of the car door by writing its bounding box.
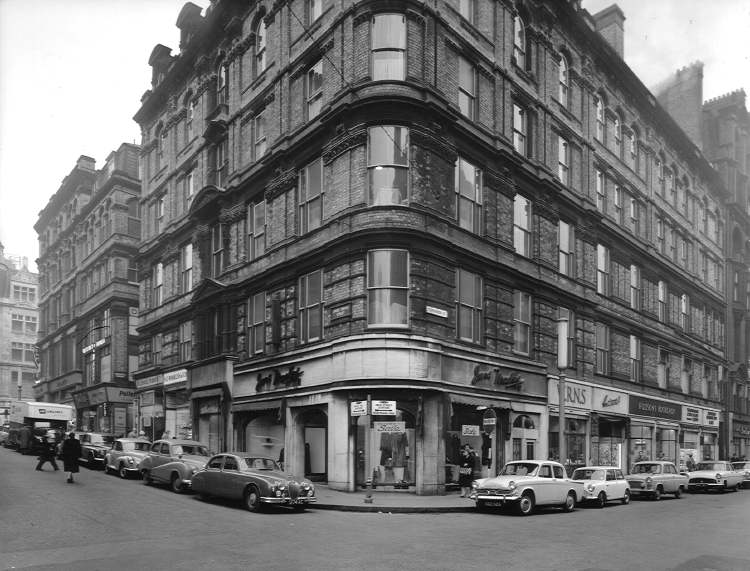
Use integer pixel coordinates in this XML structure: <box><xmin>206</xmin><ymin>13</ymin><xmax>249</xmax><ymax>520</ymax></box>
<box><xmin>221</xmin><ymin>455</ymin><xmax>245</xmax><ymax>499</ymax></box>
<box><xmin>551</xmin><ymin>464</ymin><xmax>569</xmax><ymax>503</ymax></box>
<box><xmin>151</xmin><ymin>442</ymin><xmax>171</xmax><ymax>480</ymax></box>
<box><xmin>606</xmin><ymin>469</ymin><xmax>622</xmax><ymax>499</ymax></box>
<box><xmin>201</xmin><ymin>455</ymin><xmax>225</xmax><ymax>495</ymax></box>
<box><xmin>615</xmin><ymin>469</ymin><xmax>628</xmax><ymax>499</ymax></box>
<box><xmin>535</xmin><ymin>464</ymin><xmax>554</xmax><ymax>504</ymax></box>
<box><xmin>663</xmin><ymin>463</ymin><xmax>677</xmax><ymax>491</ymax></box>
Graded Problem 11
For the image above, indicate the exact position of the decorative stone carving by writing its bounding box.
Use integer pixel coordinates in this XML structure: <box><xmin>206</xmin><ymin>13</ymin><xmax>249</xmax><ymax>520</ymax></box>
<box><xmin>410</xmin><ymin>128</ymin><xmax>457</xmax><ymax>164</ymax></box>
<box><xmin>322</xmin><ymin>128</ymin><xmax>367</xmax><ymax>164</ymax></box>
<box><xmin>265</xmin><ymin>168</ymin><xmax>297</xmax><ymax>200</ymax></box>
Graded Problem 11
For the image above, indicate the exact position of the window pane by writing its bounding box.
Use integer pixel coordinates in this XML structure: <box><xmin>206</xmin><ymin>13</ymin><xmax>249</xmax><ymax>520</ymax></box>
<box><xmin>459</xmin><ymin>269</ymin><xmax>476</xmax><ymax>305</ymax></box>
<box><xmin>368</xmin><ymin>250</ymin><xmax>407</xmax><ymax>287</ymax></box>
<box><xmin>459</xmin><ymin>57</ymin><xmax>474</xmax><ymax>94</ymax></box>
<box><xmin>369</xmin><ymin>167</ymin><xmax>407</xmax><ymax>204</ymax></box>
<box><xmin>307</xmin><ymin>272</ymin><xmax>321</xmax><ymax>304</ymax></box>
<box><xmin>373</xmin><ymin>52</ymin><xmax>404</xmax><ymax>80</ymax></box>
<box><xmin>369</xmin><ymin>289</ymin><xmax>407</xmax><ymax>324</ymax></box>
<box><xmin>372</xmin><ymin>15</ymin><xmax>405</xmax><ymax>49</ymax></box>
<box><xmin>459</xmin><ymin>306</ymin><xmax>473</xmax><ymax>339</ymax></box>
<box><xmin>459</xmin><ymin>160</ymin><xmax>478</xmax><ymax>198</ymax></box>
<box><xmin>369</xmin><ymin>126</ymin><xmax>408</xmax><ymax>165</ymax></box>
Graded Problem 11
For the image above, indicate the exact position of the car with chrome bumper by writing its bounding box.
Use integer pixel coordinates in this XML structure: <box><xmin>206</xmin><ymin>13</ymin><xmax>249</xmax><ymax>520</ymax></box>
<box><xmin>469</xmin><ymin>460</ymin><xmax>584</xmax><ymax>515</ymax></box>
<box><xmin>76</xmin><ymin>432</ymin><xmax>115</xmax><ymax>469</ymax></box>
<box><xmin>104</xmin><ymin>438</ymin><xmax>152</xmax><ymax>479</ymax></box>
<box><xmin>572</xmin><ymin>466</ymin><xmax>631</xmax><ymax>507</ymax></box>
<box><xmin>687</xmin><ymin>461</ymin><xmax>743</xmax><ymax>492</ymax></box>
<box><xmin>731</xmin><ymin>461</ymin><xmax>750</xmax><ymax>489</ymax></box>
<box><xmin>192</xmin><ymin>453</ymin><xmax>316</xmax><ymax>512</ymax></box>
<box><xmin>626</xmin><ymin>461</ymin><xmax>687</xmax><ymax>500</ymax></box>
<box><xmin>138</xmin><ymin>439</ymin><xmax>211</xmax><ymax>493</ymax></box>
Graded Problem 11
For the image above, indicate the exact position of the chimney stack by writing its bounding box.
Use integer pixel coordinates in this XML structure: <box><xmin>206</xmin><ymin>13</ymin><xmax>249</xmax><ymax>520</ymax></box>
<box><xmin>592</xmin><ymin>4</ymin><xmax>625</xmax><ymax>59</ymax></box>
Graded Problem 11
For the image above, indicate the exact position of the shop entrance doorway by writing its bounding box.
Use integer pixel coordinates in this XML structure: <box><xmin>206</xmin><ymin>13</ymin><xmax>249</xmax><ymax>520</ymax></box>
<box><xmin>299</xmin><ymin>408</ymin><xmax>328</xmax><ymax>483</ymax></box>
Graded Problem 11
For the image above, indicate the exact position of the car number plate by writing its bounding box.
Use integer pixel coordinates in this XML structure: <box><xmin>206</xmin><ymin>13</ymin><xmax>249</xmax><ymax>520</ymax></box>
<box><xmin>485</xmin><ymin>501</ymin><xmax>504</xmax><ymax>507</ymax></box>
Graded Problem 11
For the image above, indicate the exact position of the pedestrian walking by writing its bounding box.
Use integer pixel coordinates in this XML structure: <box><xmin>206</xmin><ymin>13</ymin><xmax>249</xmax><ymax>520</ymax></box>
<box><xmin>458</xmin><ymin>444</ymin><xmax>476</xmax><ymax>498</ymax></box>
<box><xmin>35</xmin><ymin>435</ymin><xmax>59</xmax><ymax>471</ymax></box>
<box><xmin>62</xmin><ymin>432</ymin><xmax>82</xmax><ymax>483</ymax></box>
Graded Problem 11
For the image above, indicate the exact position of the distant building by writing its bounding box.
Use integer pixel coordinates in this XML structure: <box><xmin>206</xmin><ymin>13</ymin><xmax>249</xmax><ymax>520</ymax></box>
<box><xmin>131</xmin><ymin>0</ymin><xmax>728</xmax><ymax>492</ymax></box>
<box><xmin>34</xmin><ymin>146</ymin><xmax>141</xmax><ymax>436</ymax></box>
<box><xmin>0</xmin><ymin>244</ymin><xmax>39</xmax><ymax>421</ymax></box>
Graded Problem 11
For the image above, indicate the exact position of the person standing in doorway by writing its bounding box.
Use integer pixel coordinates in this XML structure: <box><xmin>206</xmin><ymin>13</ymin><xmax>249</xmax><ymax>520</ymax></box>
<box><xmin>62</xmin><ymin>432</ymin><xmax>82</xmax><ymax>483</ymax></box>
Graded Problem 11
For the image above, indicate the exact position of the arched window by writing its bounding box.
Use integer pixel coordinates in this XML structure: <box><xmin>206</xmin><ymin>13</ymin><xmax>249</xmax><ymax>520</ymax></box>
<box><xmin>513</xmin><ymin>414</ymin><xmax>535</xmax><ymax>429</ymax></box>
<box><xmin>513</xmin><ymin>15</ymin><xmax>526</xmax><ymax>70</ymax></box>
<box><xmin>255</xmin><ymin>18</ymin><xmax>267</xmax><ymax>75</ymax></box>
<box><xmin>558</xmin><ymin>53</ymin><xmax>569</xmax><ymax>107</ymax></box>
<box><xmin>614</xmin><ymin>114</ymin><xmax>622</xmax><ymax>157</ymax></box>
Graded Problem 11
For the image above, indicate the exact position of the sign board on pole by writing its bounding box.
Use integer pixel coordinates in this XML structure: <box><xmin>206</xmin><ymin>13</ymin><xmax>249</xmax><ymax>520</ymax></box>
<box><xmin>462</xmin><ymin>425</ymin><xmax>480</xmax><ymax>436</ymax></box>
<box><xmin>482</xmin><ymin>408</ymin><xmax>497</xmax><ymax>433</ymax></box>
<box><xmin>350</xmin><ymin>400</ymin><xmax>368</xmax><ymax>416</ymax></box>
<box><xmin>371</xmin><ymin>400</ymin><xmax>397</xmax><ymax>415</ymax></box>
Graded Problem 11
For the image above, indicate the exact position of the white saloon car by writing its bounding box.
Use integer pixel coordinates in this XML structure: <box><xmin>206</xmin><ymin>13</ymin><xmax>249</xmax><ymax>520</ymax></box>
<box><xmin>572</xmin><ymin>466</ymin><xmax>631</xmax><ymax>507</ymax></box>
<box><xmin>470</xmin><ymin>460</ymin><xmax>584</xmax><ymax>515</ymax></box>
<box><xmin>687</xmin><ymin>461</ymin><xmax>744</xmax><ymax>492</ymax></box>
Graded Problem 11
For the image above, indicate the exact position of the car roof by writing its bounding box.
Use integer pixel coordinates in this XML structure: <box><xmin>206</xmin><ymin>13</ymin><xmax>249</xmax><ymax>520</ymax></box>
<box><xmin>574</xmin><ymin>466</ymin><xmax>620</xmax><ymax>471</ymax></box>
<box><xmin>116</xmin><ymin>438</ymin><xmax>151</xmax><ymax>443</ymax></box>
<box><xmin>634</xmin><ymin>460</ymin><xmax>673</xmax><ymax>464</ymax></box>
<box><xmin>213</xmin><ymin>452</ymin><xmax>275</xmax><ymax>459</ymax></box>
<box><xmin>155</xmin><ymin>439</ymin><xmax>204</xmax><ymax>445</ymax></box>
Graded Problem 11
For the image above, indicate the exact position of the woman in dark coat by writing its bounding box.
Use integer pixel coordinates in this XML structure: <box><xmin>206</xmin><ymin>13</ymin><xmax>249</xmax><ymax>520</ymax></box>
<box><xmin>62</xmin><ymin>432</ymin><xmax>82</xmax><ymax>483</ymax></box>
<box><xmin>458</xmin><ymin>444</ymin><xmax>476</xmax><ymax>498</ymax></box>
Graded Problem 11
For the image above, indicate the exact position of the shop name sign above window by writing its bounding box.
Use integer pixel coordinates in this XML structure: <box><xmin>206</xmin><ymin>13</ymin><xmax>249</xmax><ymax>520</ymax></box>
<box><xmin>164</xmin><ymin>369</ymin><xmax>187</xmax><ymax>386</ymax></box>
<box><xmin>702</xmin><ymin>409</ymin><xmax>719</xmax><ymax>427</ymax></box>
<box><xmin>374</xmin><ymin>421</ymin><xmax>405</xmax><ymax>433</ymax></box>
<box><xmin>471</xmin><ymin>365</ymin><xmax>523</xmax><ymax>390</ymax></box>
<box><xmin>682</xmin><ymin>406</ymin><xmax>701</xmax><ymax>424</ymax></box>
<box><xmin>628</xmin><ymin>395</ymin><xmax>680</xmax><ymax>420</ymax></box>
<box><xmin>256</xmin><ymin>366</ymin><xmax>303</xmax><ymax>393</ymax></box>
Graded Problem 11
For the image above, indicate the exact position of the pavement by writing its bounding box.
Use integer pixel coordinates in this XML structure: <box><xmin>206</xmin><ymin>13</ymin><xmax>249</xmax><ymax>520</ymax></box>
<box><xmin>313</xmin><ymin>485</ymin><xmax>476</xmax><ymax>513</ymax></box>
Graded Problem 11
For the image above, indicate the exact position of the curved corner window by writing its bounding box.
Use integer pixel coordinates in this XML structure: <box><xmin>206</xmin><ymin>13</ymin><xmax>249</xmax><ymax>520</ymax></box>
<box><xmin>371</xmin><ymin>14</ymin><xmax>405</xmax><ymax>81</ymax></box>
<box><xmin>368</xmin><ymin>125</ymin><xmax>409</xmax><ymax>205</ymax></box>
<box><xmin>367</xmin><ymin>249</ymin><xmax>408</xmax><ymax>327</ymax></box>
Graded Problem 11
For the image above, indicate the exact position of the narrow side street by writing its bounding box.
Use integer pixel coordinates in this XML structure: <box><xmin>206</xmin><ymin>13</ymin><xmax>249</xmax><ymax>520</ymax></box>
<box><xmin>1</xmin><ymin>447</ymin><xmax>749</xmax><ymax>571</ymax></box>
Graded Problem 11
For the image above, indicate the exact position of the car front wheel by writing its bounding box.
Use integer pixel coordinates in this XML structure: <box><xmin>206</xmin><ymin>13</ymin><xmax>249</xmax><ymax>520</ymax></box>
<box><xmin>652</xmin><ymin>487</ymin><xmax>662</xmax><ymax>501</ymax></box>
<box><xmin>244</xmin><ymin>486</ymin><xmax>262</xmax><ymax>512</ymax></box>
<box><xmin>118</xmin><ymin>464</ymin><xmax>128</xmax><ymax>479</ymax></box>
<box><xmin>596</xmin><ymin>492</ymin><xmax>606</xmax><ymax>508</ymax></box>
<box><xmin>621</xmin><ymin>490</ymin><xmax>631</xmax><ymax>505</ymax></box>
<box><xmin>674</xmin><ymin>487</ymin><xmax>682</xmax><ymax>499</ymax></box>
<box><xmin>142</xmin><ymin>469</ymin><xmax>152</xmax><ymax>485</ymax></box>
<box><xmin>517</xmin><ymin>492</ymin><xmax>535</xmax><ymax>516</ymax></box>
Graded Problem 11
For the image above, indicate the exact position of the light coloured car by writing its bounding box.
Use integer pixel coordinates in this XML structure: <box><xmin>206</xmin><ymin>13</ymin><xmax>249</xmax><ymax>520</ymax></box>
<box><xmin>138</xmin><ymin>439</ymin><xmax>211</xmax><ymax>493</ymax></box>
<box><xmin>626</xmin><ymin>461</ymin><xmax>687</xmax><ymax>500</ymax></box>
<box><xmin>192</xmin><ymin>453</ymin><xmax>317</xmax><ymax>512</ymax></box>
<box><xmin>104</xmin><ymin>438</ymin><xmax>152</xmax><ymax>479</ymax></box>
<box><xmin>687</xmin><ymin>461</ymin><xmax>743</xmax><ymax>492</ymax></box>
<box><xmin>572</xmin><ymin>466</ymin><xmax>631</xmax><ymax>507</ymax></box>
<box><xmin>470</xmin><ymin>460</ymin><xmax>584</xmax><ymax>515</ymax></box>
<box><xmin>731</xmin><ymin>461</ymin><xmax>750</xmax><ymax>489</ymax></box>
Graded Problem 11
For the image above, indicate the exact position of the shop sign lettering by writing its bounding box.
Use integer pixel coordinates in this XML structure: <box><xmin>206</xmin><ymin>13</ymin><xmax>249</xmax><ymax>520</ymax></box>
<box><xmin>592</xmin><ymin>388</ymin><xmax>628</xmax><ymax>414</ymax></box>
<box><xmin>462</xmin><ymin>425</ymin><xmax>480</xmax><ymax>436</ymax></box>
<box><xmin>682</xmin><ymin>407</ymin><xmax>700</xmax><ymax>424</ymax></box>
<box><xmin>135</xmin><ymin>375</ymin><xmax>162</xmax><ymax>389</ymax></box>
<box><xmin>256</xmin><ymin>367</ymin><xmax>303</xmax><ymax>393</ymax></box>
<box><xmin>628</xmin><ymin>396</ymin><xmax>681</xmax><ymax>420</ymax></box>
<box><xmin>374</xmin><ymin>421</ymin><xmax>405</xmax><ymax>433</ymax></box>
<box><xmin>549</xmin><ymin>380</ymin><xmax>591</xmax><ymax>410</ymax></box>
<box><xmin>471</xmin><ymin>365</ymin><xmax>523</xmax><ymax>390</ymax></box>
<box><xmin>164</xmin><ymin>369</ymin><xmax>187</xmax><ymax>386</ymax></box>
<box><xmin>372</xmin><ymin>400</ymin><xmax>397</xmax><ymax>415</ymax></box>
<box><xmin>350</xmin><ymin>400</ymin><xmax>367</xmax><ymax>416</ymax></box>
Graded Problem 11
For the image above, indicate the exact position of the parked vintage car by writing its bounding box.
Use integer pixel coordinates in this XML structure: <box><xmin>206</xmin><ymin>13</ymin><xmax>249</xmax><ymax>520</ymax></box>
<box><xmin>731</xmin><ymin>461</ymin><xmax>750</xmax><ymax>489</ymax></box>
<box><xmin>687</xmin><ymin>461</ymin><xmax>743</xmax><ymax>492</ymax></box>
<box><xmin>192</xmin><ymin>453</ymin><xmax>317</xmax><ymax>512</ymax></box>
<box><xmin>469</xmin><ymin>460</ymin><xmax>584</xmax><ymax>515</ymax></box>
<box><xmin>626</xmin><ymin>461</ymin><xmax>687</xmax><ymax>500</ymax></box>
<box><xmin>572</xmin><ymin>466</ymin><xmax>631</xmax><ymax>507</ymax></box>
<box><xmin>138</xmin><ymin>439</ymin><xmax>211</xmax><ymax>493</ymax></box>
<box><xmin>104</xmin><ymin>438</ymin><xmax>152</xmax><ymax>479</ymax></box>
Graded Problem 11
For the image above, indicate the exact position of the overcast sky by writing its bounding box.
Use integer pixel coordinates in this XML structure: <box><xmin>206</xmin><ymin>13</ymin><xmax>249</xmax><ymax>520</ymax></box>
<box><xmin>0</xmin><ymin>0</ymin><xmax>748</xmax><ymax>271</ymax></box>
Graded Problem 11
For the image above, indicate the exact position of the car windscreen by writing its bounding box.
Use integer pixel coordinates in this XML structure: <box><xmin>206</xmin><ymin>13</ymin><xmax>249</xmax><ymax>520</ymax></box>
<box><xmin>243</xmin><ymin>457</ymin><xmax>280</xmax><ymax>471</ymax></box>
<box><xmin>499</xmin><ymin>463</ymin><xmax>539</xmax><ymax>476</ymax></box>
<box><xmin>695</xmin><ymin>462</ymin><xmax>725</xmax><ymax>471</ymax></box>
<box><xmin>733</xmin><ymin>462</ymin><xmax>750</xmax><ymax>470</ymax></box>
<box><xmin>572</xmin><ymin>469</ymin><xmax>605</xmax><ymax>480</ymax></box>
<box><xmin>174</xmin><ymin>444</ymin><xmax>210</xmax><ymax>456</ymax></box>
<box><xmin>631</xmin><ymin>463</ymin><xmax>662</xmax><ymax>474</ymax></box>
<box><xmin>92</xmin><ymin>435</ymin><xmax>115</xmax><ymax>445</ymax></box>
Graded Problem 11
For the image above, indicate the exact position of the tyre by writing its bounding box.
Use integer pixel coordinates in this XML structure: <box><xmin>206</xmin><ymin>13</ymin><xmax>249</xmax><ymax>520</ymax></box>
<box><xmin>142</xmin><ymin>469</ymin><xmax>152</xmax><ymax>485</ymax></box>
<box><xmin>562</xmin><ymin>491</ymin><xmax>576</xmax><ymax>512</ymax></box>
<box><xmin>674</xmin><ymin>487</ymin><xmax>682</xmax><ymax>499</ymax></box>
<box><xmin>596</xmin><ymin>492</ymin><xmax>606</xmax><ymax>508</ymax></box>
<box><xmin>652</xmin><ymin>486</ymin><xmax>662</xmax><ymax>501</ymax></box>
<box><xmin>199</xmin><ymin>492</ymin><xmax>211</xmax><ymax>502</ymax></box>
<box><xmin>517</xmin><ymin>492</ymin><xmax>535</xmax><ymax>516</ymax></box>
<box><xmin>88</xmin><ymin>453</ymin><xmax>96</xmax><ymax>467</ymax></box>
<box><xmin>118</xmin><ymin>464</ymin><xmax>128</xmax><ymax>479</ymax></box>
<box><xmin>171</xmin><ymin>474</ymin><xmax>183</xmax><ymax>494</ymax></box>
<box><xmin>104</xmin><ymin>463</ymin><xmax>111</xmax><ymax>475</ymax></box>
<box><xmin>244</xmin><ymin>486</ymin><xmax>262</xmax><ymax>512</ymax></box>
<box><xmin>621</xmin><ymin>490</ymin><xmax>631</xmax><ymax>505</ymax></box>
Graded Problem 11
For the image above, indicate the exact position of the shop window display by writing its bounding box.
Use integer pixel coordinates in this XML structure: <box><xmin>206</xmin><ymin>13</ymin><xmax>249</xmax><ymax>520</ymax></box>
<box><xmin>356</xmin><ymin>407</ymin><xmax>415</xmax><ymax>488</ymax></box>
<box><xmin>444</xmin><ymin>404</ymin><xmax>490</xmax><ymax>487</ymax></box>
<box><xmin>591</xmin><ymin>416</ymin><xmax>625</xmax><ymax>468</ymax></box>
<box><xmin>701</xmin><ymin>432</ymin><xmax>717</xmax><ymax>461</ymax></box>
<box><xmin>548</xmin><ymin>417</ymin><xmax>586</xmax><ymax>474</ymax></box>
<box><xmin>655</xmin><ymin>428</ymin><xmax>677</xmax><ymax>463</ymax></box>
<box><xmin>629</xmin><ymin>424</ymin><xmax>652</xmax><ymax>469</ymax></box>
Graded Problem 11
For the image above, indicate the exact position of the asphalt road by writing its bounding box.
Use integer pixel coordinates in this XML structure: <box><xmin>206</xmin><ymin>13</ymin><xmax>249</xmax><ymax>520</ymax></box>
<box><xmin>1</xmin><ymin>446</ymin><xmax>749</xmax><ymax>571</ymax></box>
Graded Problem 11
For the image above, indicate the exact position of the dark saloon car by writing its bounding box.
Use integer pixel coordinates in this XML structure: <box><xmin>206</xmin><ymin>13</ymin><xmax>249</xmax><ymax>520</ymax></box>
<box><xmin>192</xmin><ymin>453</ymin><xmax>317</xmax><ymax>512</ymax></box>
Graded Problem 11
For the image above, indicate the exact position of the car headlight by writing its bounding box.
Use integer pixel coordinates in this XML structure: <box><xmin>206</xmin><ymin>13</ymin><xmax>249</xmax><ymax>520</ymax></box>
<box><xmin>645</xmin><ymin>476</ymin><xmax>653</xmax><ymax>488</ymax></box>
<box><xmin>716</xmin><ymin>473</ymin><xmax>722</xmax><ymax>481</ymax></box>
<box><xmin>127</xmin><ymin>458</ymin><xmax>135</xmax><ymax>466</ymax></box>
<box><xmin>471</xmin><ymin>481</ymin><xmax>478</xmax><ymax>490</ymax></box>
<box><xmin>586</xmin><ymin>484</ymin><xmax>595</xmax><ymax>492</ymax></box>
<box><xmin>508</xmin><ymin>481</ymin><xmax>516</xmax><ymax>491</ymax></box>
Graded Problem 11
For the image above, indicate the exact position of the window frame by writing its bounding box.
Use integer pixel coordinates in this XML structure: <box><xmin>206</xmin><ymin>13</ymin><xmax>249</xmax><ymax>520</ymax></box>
<box><xmin>367</xmin><ymin>249</ymin><xmax>409</xmax><ymax>328</ymax></box>
<box><xmin>558</xmin><ymin>220</ymin><xmax>574</xmax><ymax>277</ymax></box>
<box><xmin>630</xmin><ymin>264</ymin><xmax>641</xmax><ymax>310</ymax></box>
<box><xmin>558</xmin><ymin>307</ymin><xmax>576</xmax><ymax>368</ymax></box>
<box><xmin>371</xmin><ymin>13</ymin><xmax>406</xmax><ymax>81</ymax></box>
<box><xmin>458</xmin><ymin>55</ymin><xmax>477</xmax><ymax>120</ymax></box>
<box><xmin>630</xmin><ymin>335</ymin><xmax>641</xmax><ymax>382</ymax></box>
<box><xmin>596</xmin><ymin>244</ymin><xmax>610</xmax><ymax>296</ymax></box>
<box><xmin>367</xmin><ymin>125</ymin><xmax>409</xmax><ymax>205</ymax></box>
<box><xmin>306</xmin><ymin>60</ymin><xmax>324</xmax><ymax>120</ymax></box>
<box><xmin>211</xmin><ymin>223</ymin><xmax>226</xmax><ymax>278</ymax></box>
<box><xmin>513</xmin><ymin>15</ymin><xmax>527</xmax><ymax>70</ymax></box>
<box><xmin>455</xmin><ymin>156</ymin><xmax>483</xmax><ymax>234</ymax></box>
<box><xmin>299</xmin><ymin>270</ymin><xmax>323</xmax><ymax>343</ymax></box>
<box><xmin>248</xmin><ymin>291</ymin><xmax>266</xmax><ymax>355</ymax></box>
<box><xmin>557</xmin><ymin>135</ymin><xmax>569</xmax><ymax>185</ymax></box>
<box><xmin>254</xmin><ymin>111</ymin><xmax>266</xmax><ymax>159</ymax></box>
<box><xmin>299</xmin><ymin>158</ymin><xmax>323</xmax><ymax>234</ymax></box>
<box><xmin>247</xmin><ymin>201</ymin><xmax>266</xmax><ymax>261</ymax></box>
<box><xmin>181</xmin><ymin>243</ymin><xmax>193</xmax><ymax>293</ymax></box>
<box><xmin>513</xmin><ymin>194</ymin><xmax>531</xmax><ymax>257</ymax></box>
<box><xmin>456</xmin><ymin>268</ymin><xmax>482</xmax><ymax>344</ymax></box>
<box><xmin>512</xmin><ymin>103</ymin><xmax>528</xmax><ymax>156</ymax></box>
<box><xmin>595</xmin><ymin>323</ymin><xmax>610</xmax><ymax>375</ymax></box>
<box><xmin>513</xmin><ymin>290</ymin><xmax>532</xmax><ymax>355</ymax></box>
<box><xmin>558</xmin><ymin>53</ymin><xmax>569</xmax><ymax>108</ymax></box>
<box><xmin>153</xmin><ymin>262</ymin><xmax>164</xmax><ymax>306</ymax></box>
<box><xmin>255</xmin><ymin>19</ymin><xmax>267</xmax><ymax>75</ymax></box>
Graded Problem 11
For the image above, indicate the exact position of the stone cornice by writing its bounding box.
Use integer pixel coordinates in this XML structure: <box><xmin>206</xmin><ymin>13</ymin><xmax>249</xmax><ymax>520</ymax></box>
<box><xmin>322</xmin><ymin>127</ymin><xmax>367</xmax><ymax>165</ymax></box>
<box><xmin>265</xmin><ymin>167</ymin><xmax>297</xmax><ymax>200</ymax></box>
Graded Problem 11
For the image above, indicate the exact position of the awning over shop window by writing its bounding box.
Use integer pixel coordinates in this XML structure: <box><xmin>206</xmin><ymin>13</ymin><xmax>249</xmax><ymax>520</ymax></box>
<box><xmin>190</xmin><ymin>387</ymin><xmax>224</xmax><ymax>400</ymax></box>
<box><xmin>231</xmin><ymin>399</ymin><xmax>282</xmax><ymax>413</ymax></box>
<box><xmin>449</xmin><ymin>393</ymin><xmax>508</xmax><ymax>408</ymax></box>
